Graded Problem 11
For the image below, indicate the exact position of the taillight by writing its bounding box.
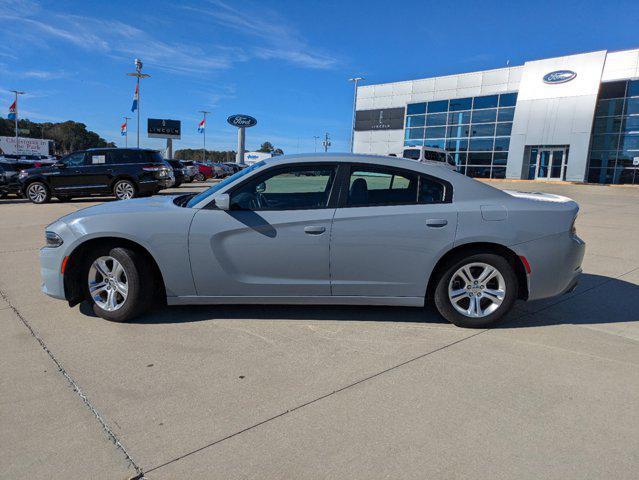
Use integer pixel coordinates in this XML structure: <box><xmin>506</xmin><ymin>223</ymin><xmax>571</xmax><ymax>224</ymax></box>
<box><xmin>142</xmin><ymin>164</ymin><xmax>164</xmax><ymax>172</ymax></box>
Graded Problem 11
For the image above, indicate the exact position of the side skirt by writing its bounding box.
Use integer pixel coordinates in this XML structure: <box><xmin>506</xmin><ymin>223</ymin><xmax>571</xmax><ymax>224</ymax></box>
<box><xmin>167</xmin><ymin>295</ymin><xmax>425</xmax><ymax>307</ymax></box>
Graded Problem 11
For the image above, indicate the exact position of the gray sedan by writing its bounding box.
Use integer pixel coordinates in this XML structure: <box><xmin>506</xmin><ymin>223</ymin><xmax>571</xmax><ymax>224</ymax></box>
<box><xmin>40</xmin><ymin>154</ymin><xmax>585</xmax><ymax>328</ymax></box>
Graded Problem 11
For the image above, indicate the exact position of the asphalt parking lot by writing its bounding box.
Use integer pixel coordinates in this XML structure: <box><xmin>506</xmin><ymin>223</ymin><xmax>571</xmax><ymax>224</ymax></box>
<box><xmin>1</xmin><ymin>180</ymin><xmax>638</xmax><ymax>480</ymax></box>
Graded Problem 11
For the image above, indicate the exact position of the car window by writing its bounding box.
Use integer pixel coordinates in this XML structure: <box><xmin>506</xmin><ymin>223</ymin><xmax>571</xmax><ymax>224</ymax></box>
<box><xmin>418</xmin><ymin>176</ymin><xmax>446</xmax><ymax>204</ymax></box>
<box><xmin>347</xmin><ymin>167</ymin><xmax>417</xmax><ymax>207</ymax></box>
<box><xmin>230</xmin><ymin>165</ymin><xmax>336</xmax><ymax>211</ymax></box>
<box><xmin>107</xmin><ymin>150</ymin><xmax>143</xmax><ymax>164</ymax></box>
<box><xmin>88</xmin><ymin>152</ymin><xmax>107</xmax><ymax>165</ymax></box>
<box><xmin>62</xmin><ymin>152</ymin><xmax>85</xmax><ymax>167</ymax></box>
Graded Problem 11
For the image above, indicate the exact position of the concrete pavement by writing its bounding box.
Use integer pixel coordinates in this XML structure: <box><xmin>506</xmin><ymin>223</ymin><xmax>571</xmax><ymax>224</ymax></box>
<box><xmin>1</xmin><ymin>180</ymin><xmax>638</xmax><ymax>479</ymax></box>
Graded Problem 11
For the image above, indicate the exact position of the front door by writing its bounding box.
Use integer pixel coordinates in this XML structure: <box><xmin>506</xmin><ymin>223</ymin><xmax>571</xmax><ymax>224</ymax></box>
<box><xmin>189</xmin><ymin>163</ymin><xmax>338</xmax><ymax>297</ymax></box>
<box><xmin>48</xmin><ymin>151</ymin><xmax>88</xmax><ymax>192</ymax></box>
<box><xmin>330</xmin><ymin>165</ymin><xmax>457</xmax><ymax>298</ymax></box>
<box><xmin>534</xmin><ymin>148</ymin><xmax>567</xmax><ymax>180</ymax></box>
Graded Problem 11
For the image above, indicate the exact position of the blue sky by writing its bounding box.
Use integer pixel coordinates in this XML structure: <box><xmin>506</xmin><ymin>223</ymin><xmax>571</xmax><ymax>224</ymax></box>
<box><xmin>1</xmin><ymin>0</ymin><xmax>638</xmax><ymax>153</ymax></box>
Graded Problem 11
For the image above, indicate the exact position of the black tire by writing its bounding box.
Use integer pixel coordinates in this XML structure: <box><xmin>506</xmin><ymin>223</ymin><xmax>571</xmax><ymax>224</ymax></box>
<box><xmin>82</xmin><ymin>246</ymin><xmax>153</xmax><ymax>322</ymax></box>
<box><xmin>0</xmin><ymin>191</ymin><xmax>7</xmax><ymax>199</ymax></box>
<box><xmin>433</xmin><ymin>253</ymin><xmax>518</xmax><ymax>328</ymax></box>
<box><xmin>26</xmin><ymin>181</ymin><xmax>51</xmax><ymax>204</ymax></box>
<box><xmin>194</xmin><ymin>173</ymin><xmax>205</xmax><ymax>182</ymax></box>
<box><xmin>56</xmin><ymin>195</ymin><xmax>73</xmax><ymax>202</ymax></box>
<box><xmin>173</xmin><ymin>180</ymin><xmax>182</xmax><ymax>188</ymax></box>
<box><xmin>113</xmin><ymin>179</ymin><xmax>137</xmax><ymax>200</ymax></box>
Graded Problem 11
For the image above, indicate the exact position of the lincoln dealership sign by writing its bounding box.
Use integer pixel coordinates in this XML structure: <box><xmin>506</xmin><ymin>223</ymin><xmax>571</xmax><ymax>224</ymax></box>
<box><xmin>227</xmin><ymin>114</ymin><xmax>257</xmax><ymax>128</ymax></box>
<box><xmin>148</xmin><ymin>119</ymin><xmax>181</xmax><ymax>139</ymax></box>
<box><xmin>543</xmin><ymin>70</ymin><xmax>577</xmax><ymax>84</ymax></box>
<box><xmin>355</xmin><ymin>107</ymin><xmax>405</xmax><ymax>131</ymax></box>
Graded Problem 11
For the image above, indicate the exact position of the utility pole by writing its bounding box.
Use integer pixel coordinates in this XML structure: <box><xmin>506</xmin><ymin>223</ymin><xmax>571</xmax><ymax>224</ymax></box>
<box><xmin>10</xmin><ymin>90</ymin><xmax>25</xmax><ymax>155</ymax></box>
<box><xmin>348</xmin><ymin>77</ymin><xmax>364</xmax><ymax>153</ymax></box>
<box><xmin>127</xmin><ymin>58</ymin><xmax>150</xmax><ymax>148</ymax></box>
<box><xmin>313</xmin><ymin>135</ymin><xmax>320</xmax><ymax>153</ymax></box>
<box><xmin>322</xmin><ymin>132</ymin><xmax>331</xmax><ymax>153</ymax></box>
<box><xmin>199</xmin><ymin>110</ymin><xmax>209</xmax><ymax>162</ymax></box>
<box><xmin>123</xmin><ymin>116</ymin><xmax>131</xmax><ymax>148</ymax></box>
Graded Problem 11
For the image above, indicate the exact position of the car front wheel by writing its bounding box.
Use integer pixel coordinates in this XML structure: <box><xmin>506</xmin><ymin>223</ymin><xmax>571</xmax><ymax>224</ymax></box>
<box><xmin>26</xmin><ymin>181</ymin><xmax>51</xmax><ymax>204</ymax></box>
<box><xmin>113</xmin><ymin>179</ymin><xmax>136</xmax><ymax>200</ymax></box>
<box><xmin>84</xmin><ymin>246</ymin><xmax>152</xmax><ymax>322</ymax></box>
<box><xmin>433</xmin><ymin>253</ymin><xmax>517</xmax><ymax>328</ymax></box>
<box><xmin>194</xmin><ymin>173</ymin><xmax>205</xmax><ymax>182</ymax></box>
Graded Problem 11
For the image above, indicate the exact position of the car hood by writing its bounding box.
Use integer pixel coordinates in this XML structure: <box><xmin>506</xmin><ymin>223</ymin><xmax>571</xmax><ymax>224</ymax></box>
<box><xmin>56</xmin><ymin>194</ymin><xmax>185</xmax><ymax>225</ymax></box>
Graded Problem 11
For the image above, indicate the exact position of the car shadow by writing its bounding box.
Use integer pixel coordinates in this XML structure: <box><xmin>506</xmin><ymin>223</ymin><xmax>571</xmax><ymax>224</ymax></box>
<box><xmin>80</xmin><ymin>273</ymin><xmax>638</xmax><ymax>328</ymax></box>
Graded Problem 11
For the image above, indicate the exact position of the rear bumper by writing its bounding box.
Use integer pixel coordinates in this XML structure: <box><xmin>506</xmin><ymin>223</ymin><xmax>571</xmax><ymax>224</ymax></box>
<box><xmin>511</xmin><ymin>232</ymin><xmax>585</xmax><ymax>301</ymax></box>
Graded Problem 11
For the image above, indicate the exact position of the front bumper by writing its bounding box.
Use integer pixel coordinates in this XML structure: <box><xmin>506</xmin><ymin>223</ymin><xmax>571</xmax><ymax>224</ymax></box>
<box><xmin>40</xmin><ymin>246</ymin><xmax>67</xmax><ymax>300</ymax></box>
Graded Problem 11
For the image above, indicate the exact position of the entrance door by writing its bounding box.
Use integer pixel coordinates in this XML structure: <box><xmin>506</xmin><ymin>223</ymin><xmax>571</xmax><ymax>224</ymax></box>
<box><xmin>534</xmin><ymin>148</ymin><xmax>568</xmax><ymax>180</ymax></box>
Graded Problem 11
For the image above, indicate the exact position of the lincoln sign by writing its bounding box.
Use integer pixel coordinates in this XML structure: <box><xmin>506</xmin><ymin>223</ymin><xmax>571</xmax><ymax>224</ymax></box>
<box><xmin>227</xmin><ymin>114</ymin><xmax>257</xmax><ymax>128</ymax></box>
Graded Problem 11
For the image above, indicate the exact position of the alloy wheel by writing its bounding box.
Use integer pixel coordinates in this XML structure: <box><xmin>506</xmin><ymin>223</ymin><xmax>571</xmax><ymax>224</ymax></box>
<box><xmin>115</xmin><ymin>181</ymin><xmax>134</xmax><ymax>200</ymax></box>
<box><xmin>28</xmin><ymin>183</ymin><xmax>47</xmax><ymax>203</ymax></box>
<box><xmin>448</xmin><ymin>262</ymin><xmax>506</xmax><ymax>318</ymax></box>
<box><xmin>88</xmin><ymin>256</ymin><xmax>128</xmax><ymax>311</ymax></box>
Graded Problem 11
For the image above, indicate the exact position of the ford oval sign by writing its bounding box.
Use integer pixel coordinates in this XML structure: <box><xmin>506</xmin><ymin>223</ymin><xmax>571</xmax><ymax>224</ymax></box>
<box><xmin>227</xmin><ymin>114</ymin><xmax>257</xmax><ymax>128</ymax></box>
<box><xmin>543</xmin><ymin>70</ymin><xmax>577</xmax><ymax>84</ymax></box>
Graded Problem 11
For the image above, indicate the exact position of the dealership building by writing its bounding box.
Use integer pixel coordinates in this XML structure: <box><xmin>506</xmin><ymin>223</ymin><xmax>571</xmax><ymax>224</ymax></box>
<box><xmin>353</xmin><ymin>49</ymin><xmax>639</xmax><ymax>184</ymax></box>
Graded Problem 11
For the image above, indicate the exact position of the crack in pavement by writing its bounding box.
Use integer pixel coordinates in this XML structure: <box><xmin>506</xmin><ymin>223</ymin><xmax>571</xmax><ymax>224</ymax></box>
<box><xmin>142</xmin><ymin>328</ymin><xmax>489</xmax><ymax>476</ymax></box>
<box><xmin>0</xmin><ymin>287</ymin><xmax>144</xmax><ymax>479</ymax></box>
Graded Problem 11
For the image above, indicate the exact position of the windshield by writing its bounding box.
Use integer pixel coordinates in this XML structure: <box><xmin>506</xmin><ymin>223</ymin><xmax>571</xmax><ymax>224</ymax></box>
<box><xmin>186</xmin><ymin>161</ymin><xmax>266</xmax><ymax>208</ymax></box>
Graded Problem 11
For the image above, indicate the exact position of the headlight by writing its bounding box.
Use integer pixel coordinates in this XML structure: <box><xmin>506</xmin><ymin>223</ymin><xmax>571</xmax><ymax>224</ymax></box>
<box><xmin>45</xmin><ymin>231</ymin><xmax>63</xmax><ymax>248</ymax></box>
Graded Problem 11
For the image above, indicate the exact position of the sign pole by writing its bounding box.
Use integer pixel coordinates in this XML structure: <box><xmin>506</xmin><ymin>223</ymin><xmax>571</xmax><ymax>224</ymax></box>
<box><xmin>127</xmin><ymin>59</ymin><xmax>150</xmax><ymax>150</ymax></box>
<box><xmin>199</xmin><ymin>110</ymin><xmax>210</xmax><ymax>162</ymax></box>
<box><xmin>10</xmin><ymin>90</ymin><xmax>25</xmax><ymax>156</ymax></box>
<box><xmin>123</xmin><ymin>116</ymin><xmax>130</xmax><ymax>148</ymax></box>
<box><xmin>136</xmin><ymin>76</ymin><xmax>140</xmax><ymax>148</ymax></box>
<box><xmin>237</xmin><ymin>127</ymin><xmax>245</xmax><ymax>165</ymax></box>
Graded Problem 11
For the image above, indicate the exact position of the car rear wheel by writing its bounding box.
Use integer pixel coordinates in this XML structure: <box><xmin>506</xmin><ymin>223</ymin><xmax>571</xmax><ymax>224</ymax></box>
<box><xmin>84</xmin><ymin>246</ymin><xmax>153</xmax><ymax>322</ymax></box>
<box><xmin>113</xmin><ymin>179</ymin><xmax>136</xmax><ymax>200</ymax></box>
<box><xmin>433</xmin><ymin>253</ymin><xmax>517</xmax><ymax>328</ymax></box>
<box><xmin>194</xmin><ymin>173</ymin><xmax>205</xmax><ymax>182</ymax></box>
<box><xmin>26</xmin><ymin>181</ymin><xmax>51</xmax><ymax>204</ymax></box>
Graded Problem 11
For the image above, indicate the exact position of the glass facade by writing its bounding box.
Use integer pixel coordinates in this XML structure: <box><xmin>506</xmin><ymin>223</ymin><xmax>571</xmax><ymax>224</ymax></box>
<box><xmin>404</xmin><ymin>92</ymin><xmax>517</xmax><ymax>179</ymax></box>
<box><xmin>587</xmin><ymin>79</ymin><xmax>639</xmax><ymax>184</ymax></box>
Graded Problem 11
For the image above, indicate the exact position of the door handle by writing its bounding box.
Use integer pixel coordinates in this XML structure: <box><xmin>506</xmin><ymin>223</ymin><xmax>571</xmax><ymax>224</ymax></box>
<box><xmin>304</xmin><ymin>225</ymin><xmax>326</xmax><ymax>235</ymax></box>
<box><xmin>426</xmin><ymin>218</ymin><xmax>448</xmax><ymax>228</ymax></box>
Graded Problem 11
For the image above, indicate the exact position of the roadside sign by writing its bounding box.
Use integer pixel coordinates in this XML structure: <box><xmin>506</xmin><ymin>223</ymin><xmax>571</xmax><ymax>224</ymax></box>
<box><xmin>227</xmin><ymin>114</ymin><xmax>257</xmax><ymax>128</ymax></box>
<box><xmin>148</xmin><ymin>119</ymin><xmax>181</xmax><ymax>139</ymax></box>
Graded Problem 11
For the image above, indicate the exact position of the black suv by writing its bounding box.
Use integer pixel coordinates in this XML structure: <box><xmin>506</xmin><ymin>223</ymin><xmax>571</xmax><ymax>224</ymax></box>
<box><xmin>18</xmin><ymin>148</ymin><xmax>174</xmax><ymax>203</ymax></box>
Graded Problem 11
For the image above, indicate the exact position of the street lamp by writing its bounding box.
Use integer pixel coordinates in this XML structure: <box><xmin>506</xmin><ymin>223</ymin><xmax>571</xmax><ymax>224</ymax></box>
<box><xmin>127</xmin><ymin>58</ymin><xmax>150</xmax><ymax>148</ymax></box>
<box><xmin>348</xmin><ymin>77</ymin><xmax>364</xmax><ymax>153</ymax></box>
<box><xmin>9</xmin><ymin>90</ymin><xmax>25</xmax><ymax>155</ymax></box>
<box><xmin>313</xmin><ymin>135</ymin><xmax>320</xmax><ymax>152</ymax></box>
<box><xmin>322</xmin><ymin>132</ymin><xmax>331</xmax><ymax>152</ymax></box>
<box><xmin>199</xmin><ymin>110</ymin><xmax>210</xmax><ymax>162</ymax></box>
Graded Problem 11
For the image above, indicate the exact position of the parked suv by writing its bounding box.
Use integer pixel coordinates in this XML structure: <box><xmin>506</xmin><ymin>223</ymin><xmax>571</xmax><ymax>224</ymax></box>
<box><xmin>19</xmin><ymin>148</ymin><xmax>173</xmax><ymax>204</ymax></box>
<box><xmin>166</xmin><ymin>159</ymin><xmax>185</xmax><ymax>188</ymax></box>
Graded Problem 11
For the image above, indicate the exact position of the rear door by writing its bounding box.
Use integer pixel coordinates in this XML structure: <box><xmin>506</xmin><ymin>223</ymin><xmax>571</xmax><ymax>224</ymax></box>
<box><xmin>189</xmin><ymin>163</ymin><xmax>338</xmax><ymax>297</ymax></box>
<box><xmin>330</xmin><ymin>164</ymin><xmax>457</xmax><ymax>298</ymax></box>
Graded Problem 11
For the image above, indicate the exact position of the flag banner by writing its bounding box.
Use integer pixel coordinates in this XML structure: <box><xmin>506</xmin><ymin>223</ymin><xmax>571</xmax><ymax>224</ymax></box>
<box><xmin>121</xmin><ymin>121</ymin><xmax>127</xmax><ymax>136</ymax></box>
<box><xmin>8</xmin><ymin>100</ymin><xmax>17</xmax><ymax>120</ymax></box>
<box><xmin>198</xmin><ymin>117</ymin><xmax>206</xmax><ymax>133</ymax></box>
<box><xmin>131</xmin><ymin>84</ymin><xmax>139</xmax><ymax>112</ymax></box>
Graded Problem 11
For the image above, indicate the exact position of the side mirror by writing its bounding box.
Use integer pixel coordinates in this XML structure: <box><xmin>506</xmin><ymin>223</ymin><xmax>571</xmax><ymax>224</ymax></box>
<box><xmin>255</xmin><ymin>182</ymin><xmax>266</xmax><ymax>193</ymax></box>
<box><xmin>214</xmin><ymin>193</ymin><xmax>230</xmax><ymax>211</ymax></box>
<box><xmin>55</xmin><ymin>162</ymin><xmax>66</xmax><ymax>168</ymax></box>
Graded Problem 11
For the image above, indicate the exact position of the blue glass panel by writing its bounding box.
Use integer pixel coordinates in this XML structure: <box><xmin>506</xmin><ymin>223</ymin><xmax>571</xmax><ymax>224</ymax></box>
<box><xmin>424</xmin><ymin>126</ymin><xmax>446</xmax><ymax>139</ymax></box>
<box><xmin>405</xmin><ymin>115</ymin><xmax>425</xmax><ymax>127</ymax></box>
<box><xmin>469</xmin><ymin>138</ymin><xmax>494</xmax><ymax>151</ymax></box>
<box><xmin>491</xmin><ymin>167</ymin><xmax>506</xmax><ymax>178</ymax></box>
<box><xmin>447</xmin><ymin>124</ymin><xmax>470</xmax><ymax>137</ymax></box>
<box><xmin>448</xmin><ymin>111</ymin><xmax>471</xmax><ymax>124</ymax></box>
<box><xmin>426</xmin><ymin>113</ymin><xmax>448</xmax><ymax>126</ymax></box>
<box><xmin>493</xmin><ymin>137</ymin><xmax>510</xmax><ymax>151</ymax></box>
<box><xmin>495</xmin><ymin>123</ymin><xmax>512</xmax><ymax>136</ymax></box>
<box><xmin>593</xmin><ymin>116</ymin><xmax>622</xmax><ymax>134</ymax></box>
<box><xmin>619</xmin><ymin>133</ymin><xmax>639</xmax><ymax>151</ymax></box>
<box><xmin>471</xmin><ymin>109</ymin><xmax>497</xmax><ymax>123</ymax></box>
<box><xmin>449</xmin><ymin>97</ymin><xmax>472</xmax><ymax>111</ymax></box>
<box><xmin>595</xmin><ymin>99</ymin><xmax>624</xmax><ymax>117</ymax></box>
<box><xmin>473</xmin><ymin>95</ymin><xmax>499</xmax><ymax>109</ymax></box>
<box><xmin>622</xmin><ymin>116</ymin><xmax>639</xmax><ymax>132</ymax></box>
<box><xmin>628</xmin><ymin>79</ymin><xmax>639</xmax><ymax>97</ymax></box>
<box><xmin>466</xmin><ymin>166</ymin><xmax>492</xmax><ymax>178</ymax></box>
<box><xmin>467</xmin><ymin>152</ymin><xmax>493</xmax><ymax>165</ymax></box>
<box><xmin>497</xmin><ymin>107</ymin><xmax>515</xmax><ymax>122</ymax></box>
<box><xmin>406</xmin><ymin>103</ymin><xmax>426</xmax><ymax>115</ymax></box>
<box><xmin>446</xmin><ymin>138</ymin><xmax>468</xmax><ymax>151</ymax></box>
<box><xmin>588</xmin><ymin>151</ymin><xmax>616</xmax><ymax>168</ymax></box>
<box><xmin>427</xmin><ymin>100</ymin><xmax>448</xmax><ymax>113</ymax></box>
<box><xmin>625</xmin><ymin>97</ymin><xmax>639</xmax><ymax>115</ymax></box>
<box><xmin>406</xmin><ymin>128</ymin><xmax>424</xmax><ymax>140</ymax></box>
<box><xmin>493</xmin><ymin>152</ymin><xmax>508</xmax><ymax>165</ymax></box>
<box><xmin>404</xmin><ymin>139</ymin><xmax>423</xmax><ymax>147</ymax></box>
<box><xmin>499</xmin><ymin>93</ymin><xmax>518</xmax><ymax>107</ymax></box>
<box><xmin>591</xmin><ymin>134</ymin><xmax>619</xmax><ymax>150</ymax></box>
<box><xmin>423</xmin><ymin>139</ymin><xmax>446</xmax><ymax>149</ymax></box>
<box><xmin>471</xmin><ymin>123</ymin><xmax>495</xmax><ymax>137</ymax></box>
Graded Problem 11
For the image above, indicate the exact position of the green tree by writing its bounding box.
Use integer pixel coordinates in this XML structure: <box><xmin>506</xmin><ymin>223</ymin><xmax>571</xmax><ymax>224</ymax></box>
<box><xmin>257</xmin><ymin>141</ymin><xmax>274</xmax><ymax>153</ymax></box>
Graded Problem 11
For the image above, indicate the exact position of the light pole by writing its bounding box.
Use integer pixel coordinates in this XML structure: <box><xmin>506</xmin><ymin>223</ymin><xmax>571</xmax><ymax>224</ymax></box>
<box><xmin>348</xmin><ymin>77</ymin><xmax>363</xmax><ymax>153</ymax></box>
<box><xmin>127</xmin><ymin>58</ymin><xmax>150</xmax><ymax>148</ymax></box>
<box><xmin>322</xmin><ymin>132</ymin><xmax>331</xmax><ymax>153</ymax></box>
<box><xmin>10</xmin><ymin>90</ymin><xmax>25</xmax><ymax>155</ymax></box>
<box><xmin>123</xmin><ymin>116</ymin><xmax>131</xmax><ymax>147</ymax></box>
<box><xmin>199</xmin><ymin>110</ymin><xmax>210</xmax><ymax>162</ymax></box>
<box><xmin>313</xmin><ymin>135</ymin><xmax>320</xmax><ymax>152</ymax></box>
